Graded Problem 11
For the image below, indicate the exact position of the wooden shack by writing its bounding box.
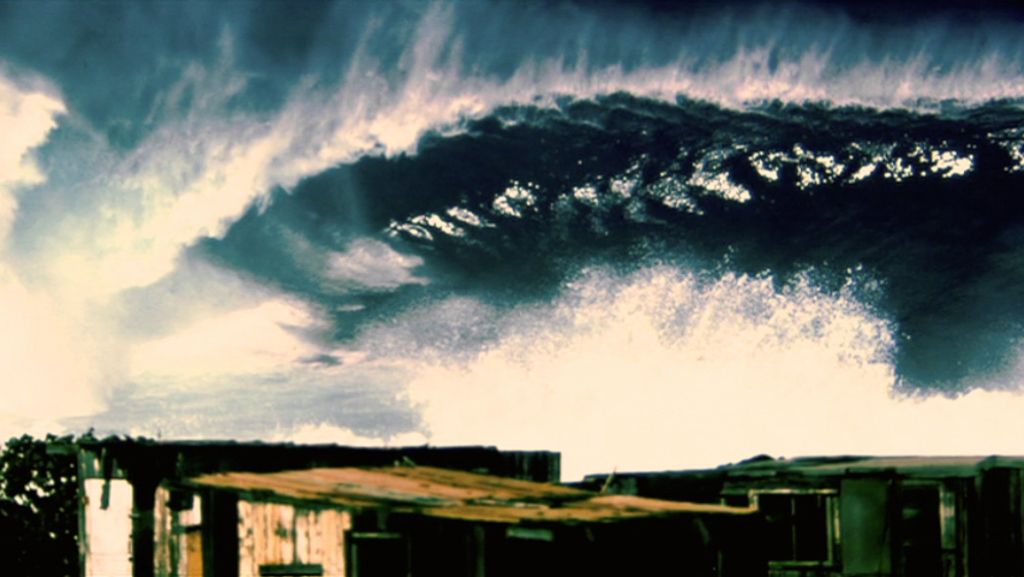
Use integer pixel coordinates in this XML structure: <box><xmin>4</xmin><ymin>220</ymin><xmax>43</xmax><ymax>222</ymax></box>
<box><xmin>57</xmin><ymin>438</ymin><xmax>559</xmax><ymax>577</ymax></box>
<box><xmin>580</xmin><ymin>455</ymin><xmax>1024</xmax><ymax>577</ymax></box>
<box><xmin>156</xmin><ymin>464</ymin><xmax>761</xmax><ymax>577</ymax></box>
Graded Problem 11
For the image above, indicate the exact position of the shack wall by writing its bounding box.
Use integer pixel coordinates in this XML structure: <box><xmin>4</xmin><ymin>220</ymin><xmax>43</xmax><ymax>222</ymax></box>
<box><xmin>84</xmin><ymin>478</ymin><xmax>133</xmax><ymax>577</ymax></box>
<box><xmin>237</xmin><ymin>500</ymin><xmax>351</xmax><ymax>577</ymax></box>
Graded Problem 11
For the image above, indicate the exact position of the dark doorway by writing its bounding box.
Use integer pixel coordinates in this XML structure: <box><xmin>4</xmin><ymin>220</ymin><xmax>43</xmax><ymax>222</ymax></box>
<box><xmin>348</xmin><ymin>533</ymin><xmax>409</xmax><ymax>577</ymax></box>
<box><xmin>899</xmin><ymin>484</ymin><xmax>942</xmax><ymax>577</ymax></box>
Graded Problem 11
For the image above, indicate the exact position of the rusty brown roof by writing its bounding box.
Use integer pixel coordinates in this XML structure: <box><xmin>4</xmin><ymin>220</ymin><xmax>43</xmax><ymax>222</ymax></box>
<box><xmin>185</xmin><ymin>466</ymin><xmax>754</xmax><ymax>525</ymax></box>
<box><xmin>421</xmin><ymin>494</ymin><xmax>755</xmax><ymax>524</ymax></box>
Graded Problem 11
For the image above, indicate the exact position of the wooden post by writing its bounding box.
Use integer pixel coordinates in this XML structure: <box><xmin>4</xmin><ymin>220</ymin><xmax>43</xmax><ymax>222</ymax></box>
<box><xmin>201</xmin><ymin>490</ymin><xmax>239</xmax><ymax>577</ymax></box>
<box><xmin>472</xmin><ymin>526</ymin><xmax>486</xmax><ymax>577</ymax></box>
<box><xmin>131</xmin><ymin>475</ymin><xmax>160</xmax><ymax>577</ymax></box>
<box><xmin>76</xmin><ymin>449</ymin><xmax>89</xmax><ymax>577</ymax></box>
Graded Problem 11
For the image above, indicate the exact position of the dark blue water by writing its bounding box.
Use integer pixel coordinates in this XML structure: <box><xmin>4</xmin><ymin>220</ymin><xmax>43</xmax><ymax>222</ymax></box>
<box><xmin>197</xmin><ymin>95</ymin><xmax>1024</xmax><ymax>392</ymax></box>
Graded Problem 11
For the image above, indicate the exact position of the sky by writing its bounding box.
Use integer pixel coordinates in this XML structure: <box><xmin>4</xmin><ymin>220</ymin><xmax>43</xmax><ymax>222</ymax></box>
<box><xmin>2</xmin><ymin>0</ymin><xmax>1024</xmax><ymax>480</ymax></box>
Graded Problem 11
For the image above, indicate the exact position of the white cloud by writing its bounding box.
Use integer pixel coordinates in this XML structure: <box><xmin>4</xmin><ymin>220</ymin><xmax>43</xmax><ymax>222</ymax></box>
<box><xmin>0</xmin><ymin>269</ymin><xmax>104</xmax><ymax>419</ymax></box>
<box><xmin>0</xmin><ymin>71</ymin><xmax>100</xmax><ymax>433</ymax></box>
<box><xmin>129</xmin><ymin>298</ymin><xmax>325</xmax><ymax>380</ymax></box>
<box><xmin>0</xmin><ymin>71</ymin><xmax>64</xmax><ymax>241</ymax></box>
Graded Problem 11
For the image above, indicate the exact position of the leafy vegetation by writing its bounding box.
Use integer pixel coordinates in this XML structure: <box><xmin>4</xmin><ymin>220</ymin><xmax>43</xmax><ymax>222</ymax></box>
<box><xmin>0</xmin><ymin>434</ymin><xmax>79</xmax><ymax>577</ymax></box>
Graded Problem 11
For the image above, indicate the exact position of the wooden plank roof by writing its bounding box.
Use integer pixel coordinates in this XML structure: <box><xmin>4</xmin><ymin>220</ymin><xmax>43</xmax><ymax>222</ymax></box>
<box><xmin>185</xmin><ymin>466</ymin><xmax>754</xmax><ymax>525</ymax></box>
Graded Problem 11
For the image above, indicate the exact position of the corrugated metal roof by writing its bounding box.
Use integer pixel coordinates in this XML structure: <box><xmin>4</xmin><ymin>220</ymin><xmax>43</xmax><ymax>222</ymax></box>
<box><xmin>186</xmin><ymin>466</ymin><xmax>754</xmax><ymax>525</ymax></box>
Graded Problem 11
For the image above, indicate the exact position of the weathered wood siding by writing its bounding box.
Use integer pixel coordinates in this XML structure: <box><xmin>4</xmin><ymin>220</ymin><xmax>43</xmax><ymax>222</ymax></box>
<box><xmin>155</xmin><ymin>487</ymin><xmax>203</xmax><ymax>577</ymax></box>
<box><xmin>155</xmin><ymin>487</ymin><xmax>173</xmax><ymax>577</ymax></box>
<box><xmin>84</xmin><ymin>478</ymin><xmax>133</xmax><ymax>577</ymax></box>
<box><xmin>237</xmin><ymin>500</ymin><xmax>351</xmax><ymax>577</ymax></box>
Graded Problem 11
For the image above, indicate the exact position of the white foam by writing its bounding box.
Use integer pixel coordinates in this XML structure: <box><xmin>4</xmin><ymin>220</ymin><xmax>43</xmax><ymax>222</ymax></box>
<box><xmin>492</xmin><ymin>180</ymin><xmax>540</xmax><ymax>218</ymax></box>
<box><xmin>929</xmin><ymin>149</ymin><xmax>974</xmax><ymax>178</ymax></box>
<box><xmin>690</xmin><ymin>148</ymin><xmax>752</xmax><ymax>202</ymax></box>
<box><xmin>384</xmin><ymin>266</ymin><xmax>1024</xmax><ymax>480</ymax></box>
<box><xmin>327</xmin><ymin>239</ymin><xmax>428</xmax><ymax>290</ymax></box>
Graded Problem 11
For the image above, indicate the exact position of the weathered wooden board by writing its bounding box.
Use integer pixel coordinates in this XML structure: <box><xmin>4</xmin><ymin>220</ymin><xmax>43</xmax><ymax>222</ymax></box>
<box><xmin>238</xmin><ymin>500</ymin><xmax>350</xmax><ymax>577</ymax></box>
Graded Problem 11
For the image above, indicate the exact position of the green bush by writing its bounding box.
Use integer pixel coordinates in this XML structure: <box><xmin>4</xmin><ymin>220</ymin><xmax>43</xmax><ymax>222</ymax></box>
<box><xmin>0</xmin><ymin>434</ymin><xmax>80</xmax><ymax>577</ymax></box>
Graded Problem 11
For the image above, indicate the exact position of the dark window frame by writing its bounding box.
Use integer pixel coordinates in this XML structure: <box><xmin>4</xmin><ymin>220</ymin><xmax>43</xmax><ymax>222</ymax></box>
<box><xmin>347</xmin><ymin>531</ymin><xmax>411</xmax><ymax>577</ymax></box>
<box><xmin>752</xmin><ymin>489</ymin><xmax>838</xmax><ymax>569</ymax></box>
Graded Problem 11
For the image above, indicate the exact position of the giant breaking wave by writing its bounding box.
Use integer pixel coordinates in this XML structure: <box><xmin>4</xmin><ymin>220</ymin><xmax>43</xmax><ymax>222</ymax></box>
<box><xmin>4</xmin><ymin>0</ymin><xmax>1024</xmax><ymax>477</ymax></box>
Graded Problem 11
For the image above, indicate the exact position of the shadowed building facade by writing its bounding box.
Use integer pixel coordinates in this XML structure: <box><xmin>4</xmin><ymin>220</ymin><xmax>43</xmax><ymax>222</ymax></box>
<box><xmin>580</xmin><ymin>455</ymin><xmax>1024</xmax><ymax>577</ymax></box>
